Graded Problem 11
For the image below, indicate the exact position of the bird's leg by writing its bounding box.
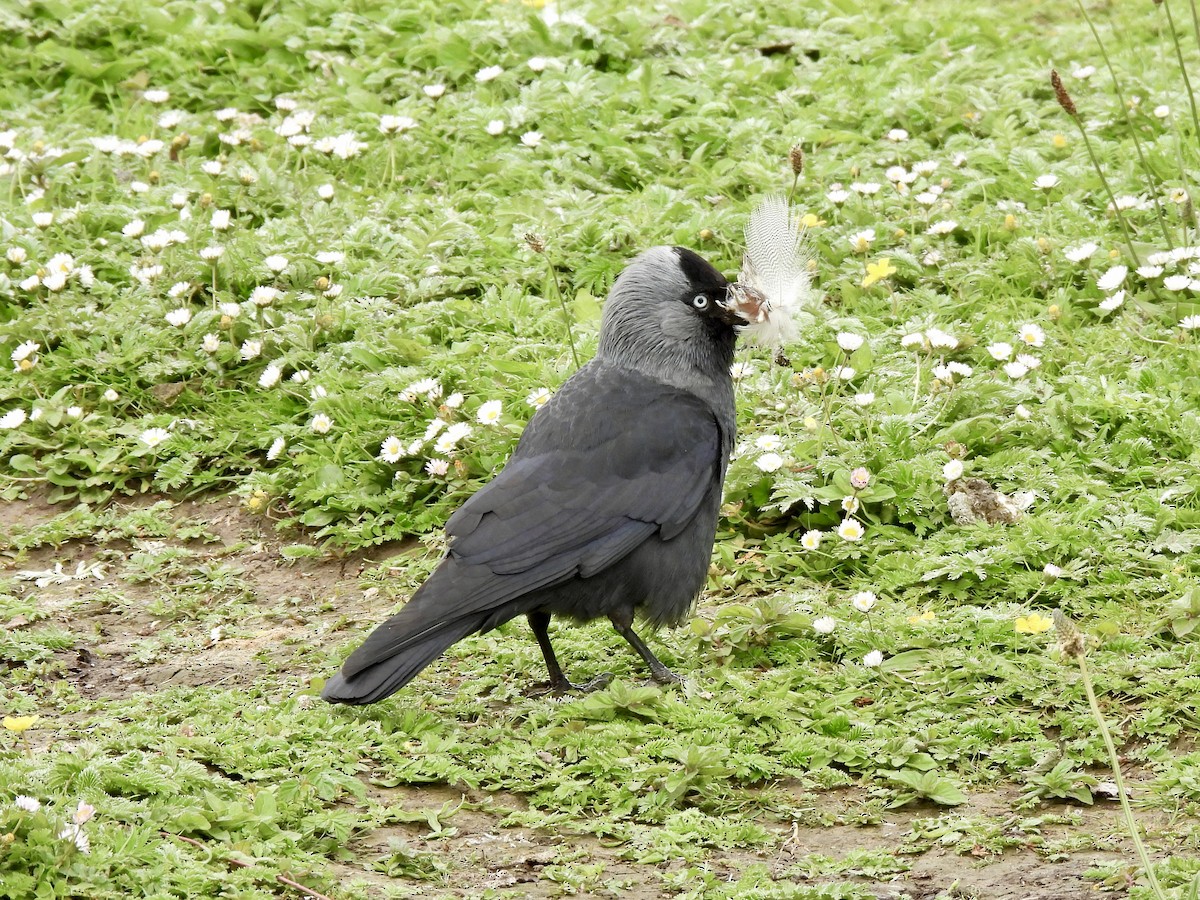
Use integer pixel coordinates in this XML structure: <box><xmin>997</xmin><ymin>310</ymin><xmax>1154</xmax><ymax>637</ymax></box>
<box><xmin>609</xmin><ymin>609</ymin><xmax>682</xmax><ymax>685</ymax></box>
<box><xmin>527</xmin><ymin>611</ymin><xmax>613</xmax><ymax>696</ymax></box>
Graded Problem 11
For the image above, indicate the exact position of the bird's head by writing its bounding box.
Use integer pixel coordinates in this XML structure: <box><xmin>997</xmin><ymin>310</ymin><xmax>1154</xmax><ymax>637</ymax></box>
<box><xmin>597</xmin><ymin>246</ymin><xmax>746</xmax><ymax>385</ymax></box>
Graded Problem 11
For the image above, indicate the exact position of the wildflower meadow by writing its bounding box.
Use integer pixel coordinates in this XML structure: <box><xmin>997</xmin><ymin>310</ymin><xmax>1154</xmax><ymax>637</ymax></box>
<box><xmin>3</xmin><ymin>0</ymin><xmax>1200</xmax><ymax>896</ymax></box>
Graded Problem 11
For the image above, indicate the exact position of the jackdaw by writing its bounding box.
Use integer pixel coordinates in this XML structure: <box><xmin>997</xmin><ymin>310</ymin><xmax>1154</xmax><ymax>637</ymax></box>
<box><xmin>321</xmin><ymin>245</ymin><xmax>753</xmax><ymax>704</ymax></box>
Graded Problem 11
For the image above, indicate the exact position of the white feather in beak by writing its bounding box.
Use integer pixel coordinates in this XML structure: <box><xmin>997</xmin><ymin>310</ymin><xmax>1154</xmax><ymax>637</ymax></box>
<box><xmin>731</xmin><ymin>196</ymin><xmax>815</xmax><ymax>346</ymax></box>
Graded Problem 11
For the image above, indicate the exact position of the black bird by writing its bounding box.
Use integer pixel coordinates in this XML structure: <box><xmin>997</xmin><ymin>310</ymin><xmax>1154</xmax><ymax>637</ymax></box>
<box><xmin>321</xmin><ymin>246</ymin><xmax>749</xmax><ymax>704</ymax></box>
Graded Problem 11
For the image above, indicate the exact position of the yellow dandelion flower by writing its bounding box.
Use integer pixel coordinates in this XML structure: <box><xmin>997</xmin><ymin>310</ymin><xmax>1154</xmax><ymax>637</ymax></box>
<box><xmin>2</xmin><ymin>715</ymin><xmax>38</xmax><ymax>733</ymax></box>
<box><xmin>1015</xmin><ymin>613</ymin><xmax>1053</xmax><ymax>634</ymax></box>
<box><xmin>1052</xmin><ymin>134</ymin><xmax>1068</xmax><ymax>149</ymax></box>
<box><xmin>861</xmin><ymin>257</ymin><xmax>897</xmax><ymax>288</ymax></box>
<box><xmin>800</xmin><ymin>212</ymin><xmax>826</xmax><ymax>228</ymax></box>
<box><xmin>907</xmin><ymin>610</ymin><xmax>936</xmax><ymax>625</ymax></box>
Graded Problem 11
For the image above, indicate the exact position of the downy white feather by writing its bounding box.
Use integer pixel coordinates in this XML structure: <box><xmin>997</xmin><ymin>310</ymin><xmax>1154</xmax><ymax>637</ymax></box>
<box><xmin>733</xmin><ymin>196</ymin><xmax>814</xmax><ymax>346</ymax></box>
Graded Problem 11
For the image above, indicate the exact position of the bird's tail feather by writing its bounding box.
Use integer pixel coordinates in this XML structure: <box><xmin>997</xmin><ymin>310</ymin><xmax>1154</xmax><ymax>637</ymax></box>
<box><xmin>320</xmin><ymin>611</ymin><xmax>488</xmax><ymax>705</ymax></box>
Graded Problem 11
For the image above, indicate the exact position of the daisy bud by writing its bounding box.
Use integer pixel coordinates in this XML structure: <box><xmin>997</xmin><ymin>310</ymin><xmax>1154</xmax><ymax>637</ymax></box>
<box><xmin>169</xmin><ymin>133</ymin><xmax>190</xmax><ymax>161</ymax></box>
<box><xmin>1050</xmin><ymin>69</ymin><xmax>1078</xmax><ymax>118</ymax></box>
<box><xmin>789</xmin><ymin>143</ymin><xmax>805</xmax><ymax>175</ymax></box>
<box><xmin>850</xmin><ymin>467</ymin><xmax>871</xmax><ymax>490</ymax></box>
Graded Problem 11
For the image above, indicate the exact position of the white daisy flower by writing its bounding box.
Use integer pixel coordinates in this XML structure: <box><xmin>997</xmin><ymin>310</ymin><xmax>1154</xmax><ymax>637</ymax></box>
<box><xmin>240</xmin><ymin>340</ymin><xmax>262</xmax><ymax>360</ymax></box>
<box><xmin>143</xmin><ymin>88</ymin><xmax>170</xmax><ymax>103</ymax></box>
<box><xmin>827</xmin><ymin>188</ymin><xmax>850</xmax><ymax>205</ymax></box>
<box><xmin>812</xmin><ymin>616</ymin><xmax>836</xmax><ymax>634</ymax></box>
<box><xmin>1073</xmin><ymin>65</ymin><xmax>1096</xmax><ymax>79</ymax></box>
<box><xmin>837</xmin><ymin>519</ymin><xmax>865</xmax><ymax>541</ymax></box>
<box><xmin>211</xmin><ymin>209</ymin><xmax>231</xmax><ymax>229</ymax></box>
<box><xmin>854</xmin><ymin>392</ymin><xmax>875</xmax><ymax>407</ymax></box>
<box><xmin>258</xmin><ymin>364</ymin><xmax>282</xmax><ymax>388</ymax></box>
<box><xmin>755</xmin><ymin>452</ymin><xmax>784</xmax><ymax>473</ymax></box>
<box><xmin>943</xmin><ymin>459</ymin><xmax>964</xmax><ymax>481</ymax></box>
<box><xmin>526</xmin><ymin>388</ymin><xmax>551</xmax><ymax>408</ymax></box>
<box><xmin>1136</xmin><ymin>265</ymin><xmax>1163</xmax><ymax>278</ymax></box>
<box><xmin>263</xmin><ymin>255</ymin><xmax>288</xmax><ymax>273</ymax></box>
<box><xmin>475</xmin><ymin>65</ymin><xmax>504</xmax><ymax>82</ymax></box>
<box><xmin>250</xmin><ymin>286</ymin><xmax>280</xmax><ymax>306</ymax></box>
<box><xmin>165</xmin><ymin>307</ymin><xmax>191</xmax><ymax>327</ymax></box>
<box><xmin>850</xmin><ymin>182</ymin><xmax>881</xmax><ymax>195</ymax></box>
<box><xmin>848</xmin><ymin>229</ymin><xmax>875</xmax><ymax>253</ymax></box>
<box><xmin>1096</xmin><ymin>264</ymin><xmax>1127</xmax><ymax>292</ymax></box>
<box><xmin>0</xmin><ymin>408</ymin><xmax>28</xmax><ymax>429</ymax></box>
<box><xmin>310</xmin><ymin>414</ymin><xmax>333</xmax><ymax>434</ymax></box>
<box><xmin>1164</xmin><ymin>274</ymin><xmax>1193</xmax><ymax>291</ymax></box>
<box><xmin>1064</xmin><ymin>242</ymin><xmax>1098</xmax><ymax>262</ymax></box>
<box><xmin>1015</xmin><ymin>404</ymin><xmax>1032</xmax><ymax>419</ymax></box>
<box><xmin>317</xmin><ymin>184</ymin><xmax>334</xmax><ymax>200</ymax></box>
<box><xmin>1015</xmin><ymin>353</ymin><xmax>1040</xmax><ymax>369</ymax></box>
<box><xmin>199</xmin><ymin>245</ymin><xmax>224</xmax><ymax>261</ymax></box>
<box><xmin>103</xmin><ymin>389</ymin><xmax>119</xmax><ymax>402</ymax></box>
<box><xmin>6</xmin><ymin>246</ymin><xmax>27</xmax><ymax>264</ymax></box>
<box><xmin>1017</xmin><ymin>323</ymin><xmax>1045</xmax><ymax>347</ymax></box>
<box><xmin>423</xmin><ymin>84</ymin><xmax>446</xmax><ymax>99</ymax></box>
<box><xmin>885</xmin><ymin>128</ymin><xmax>908</xmax><ymax>142</ymax></box>
<box><xmin>140</xmin><ymin>427</ymin><xmax>171</xmax><ymax>448</ymax></box>
<box><xmin>14</xmin><ymin>796</ymin><xmax>40</xmax><ymax>812</ymax></box>
<box><xmin>1003</xmin><ymin>360</ymin><xmax>1029</xmax><ymax>379</ymax></box>
<box><xmin>476</xmin><ymin>399</ymin><xmax>503</xmax><ymax>424</ymax></box>
<box><xmin>521</xmin><ymin>130</ymin><xmax>544</xmax><ymax>147</ymax></box>
<box><xmin>863</xmin><ymin>650</ymin><xmax>884</xmax><ymax>668</ymax></box>
<box><xmin>122</xmin><ymin>219</ymin><xmax>145</xmax><ymax>238</ymax></box>
<box><xmin>201</xmin><ymin>334</ymin><xmax>220</xmax><ymax>353</ymax></box>
<box><xmin>378</xmin><ymin>114</ymin><xmax>417</xmax><ymax>134</ymax></box>
<box><xmin>987</xmin><ymin>341</ymin><xmax>1013</xmax><ymax>361</ymax></box>
<box><xmin>926</xmin><ymin>220</ymin><xmax>957</xmax><ymax>235</ymax></box>
<box><xmin>836</xmin><ymin>332</ymin><xmax>864</xmax><ymax>352</ymax></box>
<box><xmin>486</xmin><ymin>119</ymin><xmax>506</xmax><ymax>136</ymax></box>
<box><xmin>1033</xmin><ymin>174</ymin><xmax>1059</xmax><ymax>190</ymax></box>
<box><xmin>444</xmin><ymin>391</ymin><xmax>464</xmax><ymax>408</ymax></box>
<box><xmin>851</xmin><ymin>591</ymin><xmax>876</xmax><ymax>613</ymax></box>
<box><xmin>1098</xmin><ymin>292</ymin><xmax>1124</xmax><ymax>312</ymax></box>
<box><xmin>754</xmin><ymin>434</ymin><xmax>782</xmax><ymax>452</ymax></box>
<box><xmin>32</xmin><ymin>211</ymin><xmax>54</xmax><ymax>228</ymax></box>
<box><xmin>425</xmin><ymin>458</ymin><xmax>450</xmax><ymax>476</ymax></box>
<box><xmin>800</xmin><ymin>529</ymin><xmax>822</xmax><ymax>550</ymax></box>
<box><xmin>379</xmin><ymin>436</ymin><xmax>405</xmax><ymax>463</ymax></box>
<box><xmin>1179</xmin><ymin>314</ymin><xmax>1200</xmax><ymax>329</ymax></box>
<box><xmin>925</xmin><ymin>327</ymin><xmax>958</xmax><ymax>349</ymax></box>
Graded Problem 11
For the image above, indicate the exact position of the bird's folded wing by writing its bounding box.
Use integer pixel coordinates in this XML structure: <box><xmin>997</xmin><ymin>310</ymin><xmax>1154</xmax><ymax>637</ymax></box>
<box><xmin>446</xmin><ymin>381</ymin><xmax>721</xmax><ymax>584</ymax></box>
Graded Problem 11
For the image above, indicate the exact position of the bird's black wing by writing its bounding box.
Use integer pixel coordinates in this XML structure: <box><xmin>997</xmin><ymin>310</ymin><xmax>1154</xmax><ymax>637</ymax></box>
<box><xmin>434</xmin><ymin>364</ymin><xmax>724</xmax><ymax>618</ymax></box>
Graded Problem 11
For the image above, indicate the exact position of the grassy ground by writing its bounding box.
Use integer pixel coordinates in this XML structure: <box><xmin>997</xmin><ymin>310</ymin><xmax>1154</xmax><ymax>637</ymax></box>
<box><xmin>3</xmin><ymin>0</ymin><xmax>1200</xmax><ymax>896</ymax></box>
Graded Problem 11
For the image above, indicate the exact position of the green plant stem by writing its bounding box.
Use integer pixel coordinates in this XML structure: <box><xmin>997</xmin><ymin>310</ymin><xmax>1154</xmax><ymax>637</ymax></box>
<box><xmin>1169</xmin><ymin>0</ymin><xmax>1200</xmax><ymax>156</ymax></box>
<box><xmin>1163</xmin><ymin>0</ymin><xmax>1200</xmax><ymax>244</ymax></box>
<box><xmin>1071</xmin><ymin>117</ymin><xmax>1142</xmax><ymax>266</ymax></box>
<box><xmin>547</xmin><ymin>260</ymin><xmax>580</xmax><ymax>371</ymax></box>
<box><xmin>1076</xmin><ymin>653</ymin><xmax>1167</xmax><ymax>900</ymax></box>
<box><xmin>1076</xmin><ymin>0</ymin><xmax>1176</xmax><ymax>252</ymax></box>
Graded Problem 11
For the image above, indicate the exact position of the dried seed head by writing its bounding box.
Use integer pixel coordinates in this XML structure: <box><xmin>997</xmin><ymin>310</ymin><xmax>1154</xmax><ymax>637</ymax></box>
<box><xmin>1050</xmin><ymin>69</ymin><xmax>1078</xmax><ymax>118</ymax></box>
<box><xmin>1052</xmin><ymin>609</ymin><xmax>1086</xmax><ymax>659</ymax></box>
<box><xmin>789</xmin><ymin>143</ymin><xmax>805</xmax><ymax>176</ymax></box>
<box><xmin>524</xmin><ymin>232</ymin><xmax>545</xmax><ymax>254</ymax></box>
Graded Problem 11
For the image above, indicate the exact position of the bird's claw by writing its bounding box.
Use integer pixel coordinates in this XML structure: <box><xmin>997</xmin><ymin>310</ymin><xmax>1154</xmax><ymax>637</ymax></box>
<box><xmin>529</xmin><ymin>671</ymin><xmax>614</xmax><ymax>697</ymax></box>
<box><xmin>648</xmin><ymin>667</ymin><xmax>683</xmax><ymax>686</ymax></box>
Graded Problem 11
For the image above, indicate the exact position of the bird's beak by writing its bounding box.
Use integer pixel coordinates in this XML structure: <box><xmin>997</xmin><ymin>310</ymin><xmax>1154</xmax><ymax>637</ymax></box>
<box><xmin>724</xmin><ymin>283</ymin><xmax>769</xmax><ymax>326</ymax></box>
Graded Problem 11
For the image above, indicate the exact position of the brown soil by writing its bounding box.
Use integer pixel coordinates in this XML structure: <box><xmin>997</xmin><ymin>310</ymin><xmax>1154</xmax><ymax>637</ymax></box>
<box><xmin>1</xmin><ymin>493</ymin><xmax>1168</xmax><ymax>899</ymax></box>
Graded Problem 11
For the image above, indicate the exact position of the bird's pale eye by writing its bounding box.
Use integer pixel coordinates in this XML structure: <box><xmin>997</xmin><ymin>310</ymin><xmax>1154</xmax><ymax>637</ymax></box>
<box><xmin>691</xmin><ymin>294</ymin><xmax>709</xmax><ymax>310</ymax></box>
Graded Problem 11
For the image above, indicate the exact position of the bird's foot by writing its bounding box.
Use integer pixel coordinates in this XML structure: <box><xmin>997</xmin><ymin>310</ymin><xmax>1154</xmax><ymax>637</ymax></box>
<box><xmin>529</xmin><ymin>671</ymin><xmax>614</xmax><ymax>697</ymax></box>
<box><xmin>648</xmin><ymin>664</ymin><xmax>682</xmax><ymax>686</ymax></box>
